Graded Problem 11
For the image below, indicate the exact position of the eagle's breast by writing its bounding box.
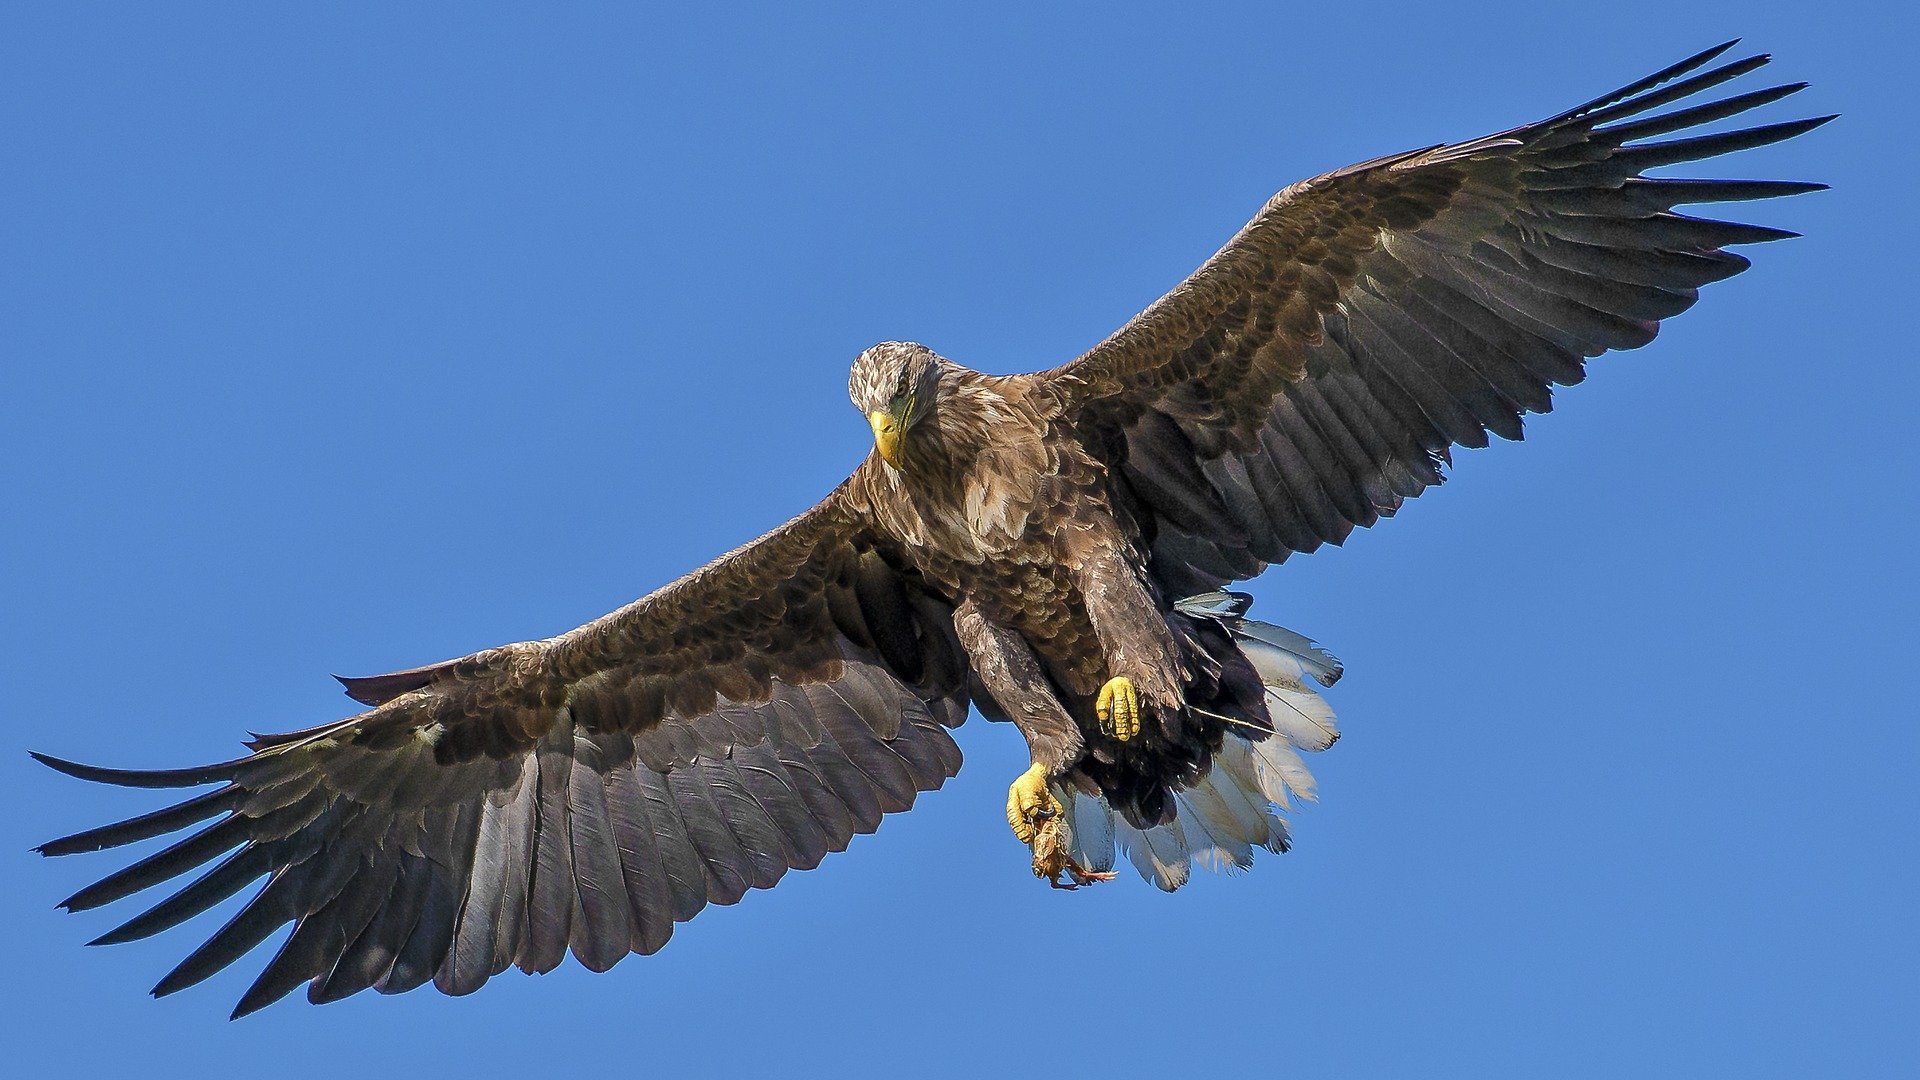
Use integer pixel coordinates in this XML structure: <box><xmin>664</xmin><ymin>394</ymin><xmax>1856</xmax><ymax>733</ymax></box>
<box><xmin>855</xmin><ymin>372</ymin><xmax>1124</xmax><ymax>698</ymax></box>
<box><xmin>865</xmin><ymin>374</ymin><xmax>1077</xmax><ymax>566</ymax></box>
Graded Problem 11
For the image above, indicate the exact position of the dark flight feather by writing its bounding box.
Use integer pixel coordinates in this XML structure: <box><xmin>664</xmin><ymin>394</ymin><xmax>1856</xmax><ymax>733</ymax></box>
<box><xmin>1051</xmin><ymin>44</ymin><xmax>1825</xmax><ymax>593</ymax></box>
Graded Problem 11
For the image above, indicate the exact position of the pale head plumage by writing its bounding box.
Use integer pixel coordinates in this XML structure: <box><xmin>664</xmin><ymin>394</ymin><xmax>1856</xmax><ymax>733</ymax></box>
<box><xmin>848</xmin><ymin>341</ymin><xmax>943</xmax><ymax>424</ymax></box>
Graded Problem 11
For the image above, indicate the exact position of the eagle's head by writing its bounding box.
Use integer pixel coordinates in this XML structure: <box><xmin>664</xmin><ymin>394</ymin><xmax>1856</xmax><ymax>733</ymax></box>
<box><xmin>849</xmin><ymin>341</ymin><xmax>944</xmax><ymax>470</ymax></box>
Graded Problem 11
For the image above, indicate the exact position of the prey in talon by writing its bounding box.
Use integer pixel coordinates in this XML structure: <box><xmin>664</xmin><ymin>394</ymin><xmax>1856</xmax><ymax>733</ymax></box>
<box><xmin>1006</xmin><ymin>764</ymin><xmax>1118</xmax><ymax>888</ymax></box>
<box><xmin>1028</xmin><ymin>794</ymin><xmax>1119</xmax><ymax>890</ymax></box>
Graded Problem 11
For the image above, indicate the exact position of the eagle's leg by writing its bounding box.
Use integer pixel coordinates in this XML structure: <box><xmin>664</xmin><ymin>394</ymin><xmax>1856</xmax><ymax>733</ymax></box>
<box><xmin>1006</xmin><ymin>765</ymin><xmax>1060</xmax><ymax>846</ymax></box>
<box><xmin>1078</xmin><ymin>547</ymin><xmax>1187</xmax><ymax>740</ymax></box>
<box><xmin>1095</xmin><ymin>676</ymin><xmax>1140</xmax><ymax>741</ymax></box>
<box><xmin>951</xmin><ymin>600</ymin><xmax>1083</xmax><ymax>847</ymax></box>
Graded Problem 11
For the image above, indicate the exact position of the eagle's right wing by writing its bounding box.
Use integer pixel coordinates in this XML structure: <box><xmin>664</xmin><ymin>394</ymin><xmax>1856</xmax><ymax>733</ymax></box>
<box><xmin>37</xmin><ymin>480</ymin><xmax>971</xmax><ymax>1017</ymax></box>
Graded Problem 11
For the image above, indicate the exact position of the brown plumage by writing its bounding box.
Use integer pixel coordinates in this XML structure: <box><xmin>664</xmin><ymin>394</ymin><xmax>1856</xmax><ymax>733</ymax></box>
<box><xmin>37</xmin><ymin>41</ymin><xmax>1827</xmax><ymax>1016</ymax></box>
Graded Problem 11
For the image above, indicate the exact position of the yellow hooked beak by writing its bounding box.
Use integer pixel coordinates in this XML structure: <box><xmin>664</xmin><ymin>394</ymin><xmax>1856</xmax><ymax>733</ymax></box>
<box><xmin>868</xmin><ymin>408</ymin><xmax>904</xmax><ymax>468</ymax></box>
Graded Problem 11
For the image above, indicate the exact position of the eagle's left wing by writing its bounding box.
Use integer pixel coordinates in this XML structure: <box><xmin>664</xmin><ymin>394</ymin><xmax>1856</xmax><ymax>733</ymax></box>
<box><xmin>1042</xmin><ymin>42</ymin><xmax>1829</xmax><ymax>595</ymax></box>
<box><xmin>37</xmin><ymin>480</ymin><xmax>970</xmax><ymax>1017</ymax></box>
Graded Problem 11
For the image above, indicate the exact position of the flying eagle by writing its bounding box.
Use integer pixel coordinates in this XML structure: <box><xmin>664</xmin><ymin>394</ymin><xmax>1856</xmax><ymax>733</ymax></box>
<box><xmin>37</xmin><ymin>41</ymin><xmax>1827</xmax><ymax>1017</ymax></box>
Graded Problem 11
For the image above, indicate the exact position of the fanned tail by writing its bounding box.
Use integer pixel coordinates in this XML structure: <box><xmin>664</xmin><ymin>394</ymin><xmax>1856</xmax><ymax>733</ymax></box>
<box><xmin>1063</xmin><ymin>591</ymin><xmax>1340</xmax><ymax>891</ymax></box>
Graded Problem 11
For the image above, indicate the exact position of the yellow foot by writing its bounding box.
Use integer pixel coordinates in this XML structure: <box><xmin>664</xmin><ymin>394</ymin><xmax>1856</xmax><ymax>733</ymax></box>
<box><xmin>1096</xmin><ymin>676</ymin><xmax>1141</xmax><ymax>741</ymax></box>
<box><xmin>1006</xmin><ymin>763</ymin><xmax>1062</xmax><ymax>845</ymax></box>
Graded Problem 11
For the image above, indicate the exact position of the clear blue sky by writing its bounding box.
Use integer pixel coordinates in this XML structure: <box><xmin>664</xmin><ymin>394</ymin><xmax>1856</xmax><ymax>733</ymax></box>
<box><xmin>3</xmin><ymin>3</ymin><xmax>1912</xmax><ymax>1077</ymax></box>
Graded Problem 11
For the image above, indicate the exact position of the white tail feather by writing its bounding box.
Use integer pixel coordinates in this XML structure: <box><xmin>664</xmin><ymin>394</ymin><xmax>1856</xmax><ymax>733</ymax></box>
<box><xmin>1064</xmin><ymin>790</ymin><xmax>1116</xmax><ymax>874</ymax></box>
<box><xmin>1175</xmin><ymin>784</ymin><xmax>1255</xmax><ymax>872</ymax></box>
<box><xmin>1249</xmin><ymin>735</ymin><xmax>1318</xmax><ymax>805</ymax></box>
<box><xmin>1203</xmin><ymin>741</ymin><xmax>1289</xmax><ymax>848</ymax></box>
<box><xmin>1091</xmin><ymin>734</ymin><xmax>1303</xmax><ymax>889</ymax></box>
<box><xmin>1082</xmin><ymin>600</ymin><xmax>1338</xmax><ymax>890</ymax></box>
<box><xmin>1234</xmin><ymin>615</ymin><xmax>1339</xmax><ymax>754</ymax></box>
<box><xmin>1117</xmin><ymin>815</ymin><xmax>1193</xmax><ymax>892</ymax></box>
<box><xmin>1265</xmin><ymin>685</ymin><xmax>1340</xmax><ymax>752</ymax></box>
<box><xmin>1233</xmin><ymin>618</ymin><xmax>1343</xmax><ymax>688</ymax></box>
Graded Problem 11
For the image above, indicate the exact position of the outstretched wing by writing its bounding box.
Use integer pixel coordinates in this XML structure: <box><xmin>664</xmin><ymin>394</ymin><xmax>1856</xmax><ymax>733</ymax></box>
<box><xmin>36</xmin><ymin>480</ymin><xmax>969</xmax><ymax>1017</ymax></box>
<box><xmin>1045</xmin><ymin>42</ymin><xmax>1830</xmax><ymax>595</ymax></box>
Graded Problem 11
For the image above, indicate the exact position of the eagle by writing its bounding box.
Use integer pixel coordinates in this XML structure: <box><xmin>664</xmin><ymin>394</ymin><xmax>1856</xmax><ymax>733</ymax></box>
<box><xmin>37</xmin><ymin>41</ymin><xmax>1827</xmax><ymax>1018</ymax></box>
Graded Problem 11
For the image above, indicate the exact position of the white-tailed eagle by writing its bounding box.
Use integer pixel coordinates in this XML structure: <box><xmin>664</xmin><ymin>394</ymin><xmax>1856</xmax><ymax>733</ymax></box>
<box><xmin>37</xmin><ymin>41</ymin><xmax>1828</xmax><ymax>1017</ymax></box>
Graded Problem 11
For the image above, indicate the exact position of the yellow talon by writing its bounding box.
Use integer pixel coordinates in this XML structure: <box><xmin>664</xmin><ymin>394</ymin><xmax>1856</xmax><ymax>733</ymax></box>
<box><xmin>1096</xmin><ymin>675</ymin><xmax>1141</xmax><ymax>741</ymax></box>
<box><xmin>1006</xmin><ymin>763</ymin><xmax>1062</xmax><ymax>846</ymax></box>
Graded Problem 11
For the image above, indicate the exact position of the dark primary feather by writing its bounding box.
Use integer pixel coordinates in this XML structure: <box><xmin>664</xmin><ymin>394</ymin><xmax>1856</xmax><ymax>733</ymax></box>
<box><xmin>1048</xmin><ymin>44</ymin><xmax>1828</xmax><ymax>592</ymax></box>
<box><xmin>37</xmin><ymin>486</ymin><xmax>970</xmax><ymax>1017</ymax></box>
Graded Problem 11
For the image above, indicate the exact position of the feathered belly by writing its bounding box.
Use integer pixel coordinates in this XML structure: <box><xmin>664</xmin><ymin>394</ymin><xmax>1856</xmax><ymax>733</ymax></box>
<box><xmin>955</xmin><ymin>558</ymin><xmax>1111</xmax><ymax>701</ymax></box>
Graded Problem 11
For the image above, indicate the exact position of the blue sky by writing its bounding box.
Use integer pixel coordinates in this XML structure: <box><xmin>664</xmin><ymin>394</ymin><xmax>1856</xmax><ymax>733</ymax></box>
<box><xmin>2</xmin><ymin>3</ymin><xmax>1912</xmax><ymax>1077</ymax></box>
